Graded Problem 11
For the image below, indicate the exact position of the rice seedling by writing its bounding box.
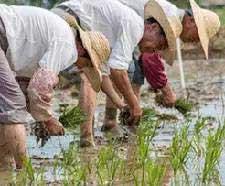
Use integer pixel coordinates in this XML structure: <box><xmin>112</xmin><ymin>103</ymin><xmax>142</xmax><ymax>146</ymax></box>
<box><xmin>170</xmin><ymin>125</ymin><xmax>192</xmax><ymax>175</ymax></box>
<box><xmin>53</xmin><ymin>144</ymin><xmax>87</xmax><ymax>185</ymax></box>
<box><xmin>96</xmin><ymin>145</ymin><xmax>123</xmax><ymax>186</ymax></box>
<box><xmin>17</xmin><ymin>157</ymin><xmax>45</xmax><ymax>185</ymax></box>
<box><xmin>59</xmin><ymin>106</ymin><xmax>87</xmax><ymax>129</ymax></box>
<box><xmin>138</xmin><ymin>108</ymin><xmax>161</xmax><ymax>139</ymax></box>
<box><xmin>191</xmin><ymin>117</ymin><xmax>211</xmax><ymax>158</ymax></box>
<box><xmin>146</xmin><ymin>159</ymin><xmax>166</xmax><ymax>186</ymax></box>
<box><xmin>131</xmin><ymin>132</ymin><xmax>166</xmax><ymax>185</ymax></box>
<box><xmin>131</xmin><ymin>109</ymin><xmax>164</xmax><ymax>186</ymax></box>
<box><xmin>202</xmin><ymin>123</ymin><xmax>225</xmax><ymax>183</ymax></box>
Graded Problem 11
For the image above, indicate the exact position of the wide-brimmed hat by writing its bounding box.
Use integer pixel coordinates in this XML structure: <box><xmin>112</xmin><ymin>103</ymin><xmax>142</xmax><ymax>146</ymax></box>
<box><xmin>144</xmin><ymin>0</ymin><xmax>182</xmax><ymax>65</ymax></box>
<box><xmin>189</xmin><ymin>0</ymin><xmax>220</xmax><ymax>59</ymax></box>
<box><xmin>64</xmin><ymin>14</ymin><xmax>110</xmax><ymax>92</ymax></box>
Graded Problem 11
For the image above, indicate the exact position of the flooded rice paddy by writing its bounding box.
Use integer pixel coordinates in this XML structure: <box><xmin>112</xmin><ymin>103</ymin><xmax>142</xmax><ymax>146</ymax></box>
<box><xmin>1</xmin><ymin>59</ymin><xmax>225</xmax><ymax>185</ymax></box>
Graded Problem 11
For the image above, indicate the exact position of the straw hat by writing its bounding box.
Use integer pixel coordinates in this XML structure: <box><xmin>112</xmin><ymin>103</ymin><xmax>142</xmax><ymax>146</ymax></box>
<box><xmin>64</xmin><ymin>14</ymin><xmax>110</xmax><ymax>92</ymax></box>
<box><xmin>144</xmin><ymin>0</ymin><xmax>182</xmax><ymax>65</ymax></box>
<box><xmin>189</xmin><ymin>0</ymin><xmax>220</xmax><ymax>59</ymax></box>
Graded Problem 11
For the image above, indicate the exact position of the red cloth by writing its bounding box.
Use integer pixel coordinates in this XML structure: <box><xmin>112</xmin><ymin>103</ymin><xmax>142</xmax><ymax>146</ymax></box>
<box><xmin>142</xmin><ymin>52</ymin><xmax>168</xmax><ymax>89</ymax></box>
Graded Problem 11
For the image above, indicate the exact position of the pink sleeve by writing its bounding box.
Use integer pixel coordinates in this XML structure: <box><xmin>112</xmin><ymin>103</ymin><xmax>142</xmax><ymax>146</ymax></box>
<box><xmin>27</xmin><ymin>68</ymin><xmax>59</xmax><ymax>122</ymax></box>
<box><xmin>142</xmin><ymin>52</ymin><xmax>168</xmax><ymax>90</ymax></box>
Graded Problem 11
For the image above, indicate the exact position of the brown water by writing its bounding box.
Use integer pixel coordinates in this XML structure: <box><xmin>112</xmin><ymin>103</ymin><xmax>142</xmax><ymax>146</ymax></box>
<box><xmin>1</xmin><ymin>59</ymin><xmax>225</xmax><ymax>185</ymax></box>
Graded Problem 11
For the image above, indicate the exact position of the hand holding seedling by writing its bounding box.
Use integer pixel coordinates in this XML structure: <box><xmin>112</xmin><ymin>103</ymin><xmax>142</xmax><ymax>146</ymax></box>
<box><xmin>33</xmin><ymin>117</ymin><xmax>65</xmax><ymax>147</ymax></box>
<box><xmin>120</xmin><ymin>106</ymin><xmax>141</xmax><ymax>126</ymax></box>
<box><xmin>43</xmin><ymin>117</ymin><xmax>65</xmax><ymax>136</ymax></box>
<box><xmin>155</xmin><ymin>94</ymin><xmax>193</xmax><ymax>115</ymax></box>
<box><xmin>160</xmin><ymin>85</ymin><xmax>177</xmax><ymax>107</ymax></box>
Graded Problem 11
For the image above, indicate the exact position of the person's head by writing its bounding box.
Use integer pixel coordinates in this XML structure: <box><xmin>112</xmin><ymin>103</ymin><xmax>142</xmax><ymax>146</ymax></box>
<box><xmin>139</xmin><ymin>17</ymin><xmax>168</xmax><ymax>53</ymax></box>
<box><xmin>180</xmin><ymin>0</ymin><xmax>220</xmax><ymax>59</ymax></box>
<box><xmin>75</xmin><ymin>32</ymin><xmax>92</xmax><ymax>69</ymax></box>
<box><xmin>64</xmin><ymin>15</ymin><xmax>110</xmax><ymax>92</ymax></box>
<box><xmin>180</xmin><ymin>9</ymin><xmax>199</xmax><ymax>43</ymax></box>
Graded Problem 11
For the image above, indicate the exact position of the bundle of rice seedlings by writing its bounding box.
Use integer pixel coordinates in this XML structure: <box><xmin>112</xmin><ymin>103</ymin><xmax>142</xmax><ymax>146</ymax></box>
<box><xmin>59</xmin><ymin>106</ymin><xmax>87</xmax><ymax>129</ymax></box>
<box><xmin>32</xmin><ymin>122</ymin><xmax>50</xmax><ymax>147</ymax></box>
<box><xmin>119</xmin><ymin>106</ymin><xmax>131</xmax><ymax>126</ymax></box>
<box><xmin>174</xmin><ymin>98</ymin><xmax>193</xmax><ymax>116</ymax></box>
<box><xmin>119</xmin><ymin>107</ymin><xmax>178</xmax><ymax>126</ymax></box>
<box><xmin>155</xmin><ymin>94</ymin><xmax>193</xmax><ymax>115</ymax></box>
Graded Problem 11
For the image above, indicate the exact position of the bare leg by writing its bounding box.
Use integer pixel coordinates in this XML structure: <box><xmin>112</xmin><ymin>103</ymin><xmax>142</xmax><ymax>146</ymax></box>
<box><xmin>103</xmin><ymin>78</ymin><xmax>123</xmax><ymax>130</ymax></box>
<box><xmin>103</xmin><ymin>96</ymin><xmax>118</xmax><ymax>130</ymax></box>
<box><xmin>79</xmin><ymin>73</ymin><xmax>96</xmax><ymax>147</ymax></box>
<box><xmin>0</xmin><ymin>124</ymin><xmax>27</xmax><ymax>170</ymax></box>
<box><xmin>0</xmin><ymin>48</ymin><xmax>27</xmax><ymax>169</ymax></box>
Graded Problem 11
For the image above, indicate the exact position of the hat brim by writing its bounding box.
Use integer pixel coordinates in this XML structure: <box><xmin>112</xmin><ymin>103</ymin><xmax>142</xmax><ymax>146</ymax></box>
<box><xmin>145</xmin><ymin>0</ymin><xmax>178</xmax><ymax>65</ymax></box>
<box><xmin>190</xmin><ymin>0</ymin><xmax>209</xmax><ymax>59</ymax></box>
<box><xmin>79</xmin><ymin>30</ymin><xmax>102</xmax><ymax>92</ymax></box>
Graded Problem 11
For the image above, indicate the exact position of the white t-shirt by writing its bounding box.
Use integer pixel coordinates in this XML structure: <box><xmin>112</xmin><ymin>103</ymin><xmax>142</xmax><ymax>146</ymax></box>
<box><xmin>0</xmin><ymin>5</ymin><xmax>77</xmax><ymax>77</ymax></box>
<box><xmin>60</xmin><ymin>0</ymin><xmax>144</xmax><ymax>71</ymax></box>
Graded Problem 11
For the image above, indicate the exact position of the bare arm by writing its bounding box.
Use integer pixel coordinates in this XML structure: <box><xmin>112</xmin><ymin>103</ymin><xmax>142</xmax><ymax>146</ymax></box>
<box><xmin>101</xmin><ymin>75</ymin><xmax>125</xmax><ymax>110</ymax></box>
<box><xmin>132</xmin><ymin>83</ymin><xmax>142</xmax><ymax>102</ymax></box>
<box><xmin>160</xmin><ymin>83</ymin><xmax>176</xmax><ymax>107</ymax></box>
<box><xmin>27</xmin><ymin>68</ymin><xmax>64</xmax><ymax>135</ymax></box>
<box><xmin>110</xmin><ymin>69</ymin><xmax>142</xmax><ymax>125</ymax></box>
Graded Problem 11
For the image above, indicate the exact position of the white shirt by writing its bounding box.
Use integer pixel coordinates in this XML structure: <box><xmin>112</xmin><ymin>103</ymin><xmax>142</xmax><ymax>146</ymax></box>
<box><xmin>154</xmin><ymin>0</ymin><xmax>185</xmax><ymax>21</ymax></box>
<box><xmin>0</xmin><ymin>5</ymin><xmax>77</xmax><ymax>77</ymax></box>
<box><xmin>61</xmin><ymin>0</ymin><xmax>144</xmax><ymax>71</ymax></box>
<box><xmin>116</xmin><ymin>0</ymin><xmax>148</xmax><ymax>18</ymax></box>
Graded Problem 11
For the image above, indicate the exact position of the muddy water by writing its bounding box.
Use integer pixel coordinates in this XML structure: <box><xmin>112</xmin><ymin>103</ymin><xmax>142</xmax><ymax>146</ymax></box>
<box><xmin>1</xmin><ymin>59</ymin><xmax>225</xmax><ymax>185</ymax></box>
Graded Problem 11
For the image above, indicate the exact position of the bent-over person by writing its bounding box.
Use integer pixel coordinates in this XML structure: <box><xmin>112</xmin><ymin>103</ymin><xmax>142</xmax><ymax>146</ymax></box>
<box><xmin>0</xmin><ymin>5</ymin><xmax>110</xmax><ymax>169</ymax></box>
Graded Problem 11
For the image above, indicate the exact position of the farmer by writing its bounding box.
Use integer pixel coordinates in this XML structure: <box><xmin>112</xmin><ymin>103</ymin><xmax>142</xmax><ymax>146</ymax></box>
<box><xmin>127</xmin><ymin>0</ymin><xmax>221</xmax><ymax>106</ymax></box>
<box><xmin>0</xmin><ymin>5</ymin><xmax>110</xmax><ymax>169</ymax></box>
<box><xmin>53</xmin><ymin>0</ymin><xmax>181</xmax><ymax>146</ymax></box>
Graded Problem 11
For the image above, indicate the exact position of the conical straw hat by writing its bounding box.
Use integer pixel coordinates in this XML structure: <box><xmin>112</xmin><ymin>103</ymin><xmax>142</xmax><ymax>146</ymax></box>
<box><xmin>145</xmin><ymin>0</ymin><xmax>182</xmax><ymax>65</ymax></box>
<box><xmin>189</xmin><ymin>0</ymin><xmax>220</xmax><ymax>59</ymax></box>
<box><xmin>64</xmin><ymin>14</ymin><xmax>110</xmax><ymax>92</ymax></box>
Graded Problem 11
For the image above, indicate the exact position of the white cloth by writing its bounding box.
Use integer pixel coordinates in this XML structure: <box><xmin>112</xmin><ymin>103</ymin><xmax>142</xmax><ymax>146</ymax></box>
<box><xmin>60</xmin><ymin>0</ymin><xmax>144</xmax><ymax>71</ymax></box>
<box><xmin>0</xmin><ymin>5</ymin><xmax>77</xmax><ymax>77</ymax></box>
<box><xmin>116</xmin><ymin>0</ymin><xmax>148</xmax><ymax>18</ymax></box>
<box><xmin>154</xmin><ymin>0</ymin><xmax>185</xmax><ymax>21</ymax></box>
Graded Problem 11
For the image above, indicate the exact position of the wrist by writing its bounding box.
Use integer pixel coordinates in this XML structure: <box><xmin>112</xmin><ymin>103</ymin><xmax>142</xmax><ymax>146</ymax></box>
<box><xmin>161</xmin><ymin>83</ymin><xmax>172</xmax><ymax>96</ymax></box>
<box><xmin>43</xmin><ymin>117</ymin><xmax>53</xmax><ymax>125</ymax></box>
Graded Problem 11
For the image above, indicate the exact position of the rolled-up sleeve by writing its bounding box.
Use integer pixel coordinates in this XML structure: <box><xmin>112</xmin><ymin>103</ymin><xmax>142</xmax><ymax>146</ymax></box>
<box><xmin>27</xmin><ymin>40</ymin><xmax>77</xmax><ymax>122</ymax></box>
<box><xmin>108</xmin><ymin>17</ymin><xmax>144</xmax><ymax>71</ymax></box>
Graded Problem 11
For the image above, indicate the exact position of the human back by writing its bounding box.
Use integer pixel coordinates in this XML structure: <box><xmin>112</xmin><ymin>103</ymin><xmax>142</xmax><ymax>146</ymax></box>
<box><xmin>0</xmin><ymin>5</ymin><xmax>76</xmax><ymax>77</ymax></box>
<box><xmin>61</xmin><ymin>0</ymin><xmax>144</xmax><ymax>47</ymax></box>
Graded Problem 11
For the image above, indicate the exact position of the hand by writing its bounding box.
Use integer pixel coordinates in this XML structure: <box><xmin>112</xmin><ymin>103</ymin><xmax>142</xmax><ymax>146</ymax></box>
<box><xmin>127</xmin><ymin>105</ymin><xmax>143</xmax><ymax>126</ymax></box>
<box><xmin>43</xmin><ymin>117</ymin><xmax>65</xmax><ymax>136</ymax></box>
<box><xmin>161</xmin><ymin>84</ymin><xmax>176</xmax><ymax>107</ymax></box>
